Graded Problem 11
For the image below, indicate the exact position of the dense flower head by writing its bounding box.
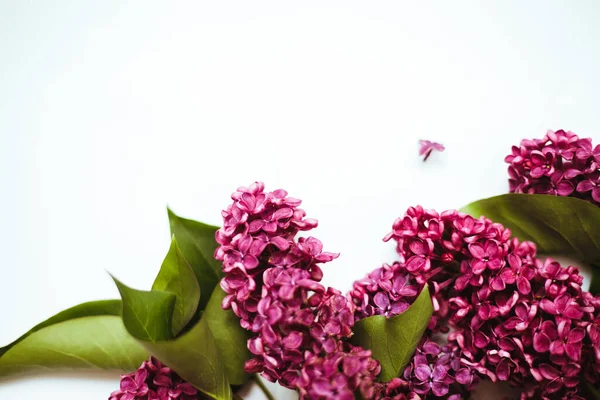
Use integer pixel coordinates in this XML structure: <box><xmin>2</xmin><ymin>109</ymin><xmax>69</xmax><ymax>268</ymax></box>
<box><xmin>505</xmin><ymin>129</ymin><xmax>600</xmax><ymax>204</ymax></box>
<box><xmin>215</xmin><ymin>182</ymin><xmax>381</xmax><ymax>396</ymax></box>
<box><xmin>388</xmin><ymin>339</ymin><xmax>477</xmax><ymax>399</ymax></box>
<box><xmin>350</xmin><ymin>204</ymin><xmax>600</xmax><ymax>398</ymax></box>
<box><xmin>297</xmin><ymin>343</ymin><xmax>381</xmax><ymax>400</ymax></box>
<box><xmin>351</xmin><ymin>262</ymin><xmax>420</xmax><ymax>321</ymax></box>
<box><xmin>216</xmin><ymin>182</ymin><xmax>332</xmax><ymax>330</ymax></box>
<box><xmin>109</xmin><ymin>357</ymin><xmax>201</xmax><ymax>400</ymax></box>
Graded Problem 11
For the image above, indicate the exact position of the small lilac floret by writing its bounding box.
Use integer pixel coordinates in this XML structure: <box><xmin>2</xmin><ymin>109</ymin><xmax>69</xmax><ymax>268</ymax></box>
<box><xmin>419</xmin><ymin>140</ymin><xmax>445</xmax><ymax>161</ymax></box>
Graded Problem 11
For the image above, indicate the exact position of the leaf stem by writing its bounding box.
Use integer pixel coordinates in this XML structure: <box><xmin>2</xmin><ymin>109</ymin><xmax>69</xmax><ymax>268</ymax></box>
<box><xmin>253</xmin><ymin>374</ymin><xmax>276</xmax><ymax>400</ymax></box>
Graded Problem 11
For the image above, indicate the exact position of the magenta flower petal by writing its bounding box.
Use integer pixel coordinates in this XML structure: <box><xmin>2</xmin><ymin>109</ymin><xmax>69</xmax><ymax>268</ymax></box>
<box><xmin>495</xmin><ymin>358</ymin><xmax>511</xmax><ymax>381</ymax></box>
<box><xmin>373</xmin><ymin>292</ymin><xmax>390</xmax><ymax>310</ymax></box>
<box><xmin>405</xmin><ymin>255</ymin><xmax>427</xmax><ymax>272</ymax></box>
<box><xmin>516</xmin><ymin>276</ymin><xmax>531</xmax><ymax>294</ymax></box>
<box><xmin>283</xmin><ymin>332</ymin><xmax>303</xmax><ymax>349</ymax></box>
<box><xmin>565</xmin><ymin>343</ymin><xmax>582</xmax><ymax>361</ymax></box>
<box><xmin>120</xmin><ymin>376</ymin><xmax>137</xmax><ymax>392</ymax></box>
<box><xmin>242</xmin><ymin>254</ymin><xmax>259</xmax><ymax>269</ymax></box>
<box><xmin>468</xmin><ymin>243</ymin><xmax>485</xmax><ymax>258</ymax></box>
<box><xmin>539</xmin><ymin>364</ymin><xmax>560</xmax><ymax>380</ymax></box>
<box><xmin>455</xmin><ymin>368</ymin><xmax>472</xmax><ymax>385</ymax></box>
<box><xmin>577</xmin><ymin>180</ymin><xmax>594</xmax><ymax>192</ymax></box>
<box><xmin>432</xmin><ymin>365</ymin><xmax>447</xmax><ymax>380</ymax></box>
<box><xmin>540</xmin><ymin>298</ymin><xmax>558</xmax><ymax>314</ymax></box>
<box><xmin>556</xmin><ymin>180</ymin><xmax>575</xmax><ymax>196</ymax></box>
<box><xmin>414</xmin><ymin>365</ymin><xmax>431</xmax><ymax>381</ymax></box>
<box><xmin>431</xmin><ymin>380</ymin><xmax>449</xmax><ymax>396</ymax></box>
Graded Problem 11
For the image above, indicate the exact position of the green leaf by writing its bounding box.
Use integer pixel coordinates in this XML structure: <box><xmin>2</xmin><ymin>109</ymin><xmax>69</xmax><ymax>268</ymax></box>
<box><xmin>586</xmin><ymin>380</ymin><xmax>600</xmax><ymax>399</ymax></box>
<box><xmin>113</xmin><ymin>277</ymin><xmax>177</xmax><ymax>342</ymax></box>
<box><xmin>204</xmin><ymin>287</ymin><xmax>251</xmax><ymax>385</ymax></box>
<box><xmin>0</xmin><ymin>301</ymin><xmax>147</xmax><ymax>377</ymax></box>
<box><xmin>351</xmin><ymin>286</ymin><xmax>433</xmax><ymax>382</ymax></box>
<box><xmin>0</xmin><ymin>300</ymin><xmax>122</xmax><ymax>357</ymax></box>
<box><xmin>591</xmin><ymin>267</ymin><xmax>600</xmax><ymax>294</ymax></box>
<box><xmin>113</xmin><ymin>244</ymin><xmax>235</xmax><ymax>397</ymax></box>
<box><xmin>460</xmin><ymin>193</ymin><xmax>600</xmax><ymax>264</ymax></box>
<box><xmin>152</xmin><ymin>237</ymin><xmax>201</xmax><ymax>336</ymax></box>
<box><xmin>167</xmin><ymin>208</ymin><xmax>223</xmax><ymax>310</ymax></box>
<box><xmin>139</xmin><ymin>316</ymin><xmax>232</xmax><ymax>400</ymax></box>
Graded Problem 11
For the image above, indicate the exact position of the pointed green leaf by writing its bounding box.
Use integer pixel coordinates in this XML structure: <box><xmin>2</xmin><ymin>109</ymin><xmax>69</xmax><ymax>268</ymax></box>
<box><xmin>139</xmin><ymin>316</ymin><xmax>232</xmax><ymax>400</ymax></box>
<box><xmin>460</xmin><ymin>194</ymin><xmax>600</xmax><ymax>263</ymax></box>
<box><xmin>167</xmin><ymin>208</ymin><xmax>222</xmax><ymax>310</ymax></box>
<box><xmin>113</xmin><ymin>277</ymin><xmax>176</xmax><ymax>342</ymax></box>
<box><xmin>204</xmin><ymin>287</ymin><xmax>251</xmax><ymax>385</ymax></box>
<box><xmin>0</xmin><ymin>300</ymin><xmax>122</xmax><ymax>357</ymax></box>
<box><xmin>0</xmin><ymin>301</ymin><xmax>147</xmax><ymax>377</ymax></box>
<box><xmin>152</xmin><ymin>238</ymin><xmax>201</xmax><ymax>336</ymax></box>
<box><xmin>114</xmin><ymin>242</ymin><xmax>234</xmax><ymax>397</ymax></box>
<box><xmin>351</xmin><ymin>286</ymin><xmax>433</xmax><ymax>381</ymax></box>
<box><xmin>461</xmin><ymin>194</ymin><xmax>600</xmax><ymax>292</ymax></box>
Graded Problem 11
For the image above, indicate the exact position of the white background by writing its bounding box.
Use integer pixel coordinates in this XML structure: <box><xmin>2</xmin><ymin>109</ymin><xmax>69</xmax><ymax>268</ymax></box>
<box><xmin>1</xmin><ymin>1</ymin><xmax>600</xmax><ymax>398</ymax></box>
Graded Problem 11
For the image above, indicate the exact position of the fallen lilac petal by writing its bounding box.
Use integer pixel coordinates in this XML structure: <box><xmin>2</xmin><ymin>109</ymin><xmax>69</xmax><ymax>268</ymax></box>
<box><xmin>419</xmin><ymin>139</ymin><xmax>445</xmax><ymax>161</ymax></box>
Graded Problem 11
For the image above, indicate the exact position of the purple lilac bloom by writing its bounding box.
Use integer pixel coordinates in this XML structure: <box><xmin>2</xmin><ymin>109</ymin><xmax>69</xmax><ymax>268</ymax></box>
<box><xmin>215</xmin><ymin>182</ymin><xmax>381</xmax><ymax>398</ymax></box>
<box><xmin>350</xmin><ymin>262</ymin><xmax>418</xmax><ymax>320</ymax></box>
<box><xmin>419</xmin><ymin>140</ymin><xmax>445</xmax><ymax>161</ymax></box>
<box><xmin>297</xmin><ymin>343</ymin><xmax>381</xmax><ymax>400</ymax></box>
<box><xmin>506</xmin><ymin>129</ymin><xmax>600</xmax><ymax>205</ymax></box>
<box><xmin>350</xmin><ymin>204</ymin><xmax>600</xmax><ymax>398</ymax></box>
<box><xmin>109</xmin><ymin>357</ymin><xmax>201</xmax><ymax>400</ymax></box>
<box><xmin>393</xmin><ymin>339</ymin><xmax>476</xmax><ymax>399</ymax></box>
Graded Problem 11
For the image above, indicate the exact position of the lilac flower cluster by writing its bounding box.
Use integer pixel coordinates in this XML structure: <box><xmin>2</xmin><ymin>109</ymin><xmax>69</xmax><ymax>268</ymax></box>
<box><xmin>382</xmin><ymin>340</ymin><xmax>478</xmax><ymax>400</ymax></box>
<box><xmin>298</xmin><ymin>343</ymin><xmax>381</xmax><ymax>400</ymax></box>
<box><xmin>351</xmin><ymin>205</ymin><xmax>600</xmax><ymax>398</ymax></box>
<box><xmin>215</xmin><ymin>182</ymin><xmax>381</xmax><ymax>398</ymax></box>
<box><xmin>506</xmin><ymin>129</ymin><xmax>600</xmax><ymax>203</ymax></box>
<box><xmin>109</xmin><ymin>357</ymin><xmax>201</xmax><ymax>400</ymax></box>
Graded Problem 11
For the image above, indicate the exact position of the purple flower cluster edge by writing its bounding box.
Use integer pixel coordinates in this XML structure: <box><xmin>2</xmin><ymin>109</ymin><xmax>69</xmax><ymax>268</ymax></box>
<box><xmin>506</xmin><ymin>129</ymin><xmax>600</xmax><ymax>203</ymax></box>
